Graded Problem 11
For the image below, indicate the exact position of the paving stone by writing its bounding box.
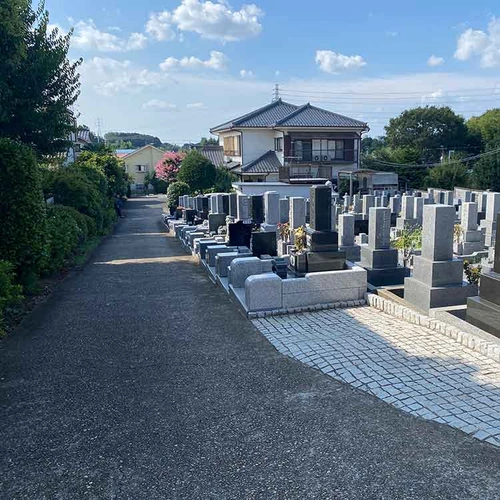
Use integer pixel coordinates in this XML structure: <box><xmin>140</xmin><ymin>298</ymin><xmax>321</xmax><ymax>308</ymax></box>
<box><xmin>252</xmin><ymin>306</ymin><xmax>500</xmax><ymax>446</ymax></box>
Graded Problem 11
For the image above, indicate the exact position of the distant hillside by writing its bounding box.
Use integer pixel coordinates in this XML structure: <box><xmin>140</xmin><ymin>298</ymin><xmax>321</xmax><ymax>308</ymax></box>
<box><xmin>105</xmin><ymin>132</ymin><xmax>167</xmax><ymax>149</ymax></box>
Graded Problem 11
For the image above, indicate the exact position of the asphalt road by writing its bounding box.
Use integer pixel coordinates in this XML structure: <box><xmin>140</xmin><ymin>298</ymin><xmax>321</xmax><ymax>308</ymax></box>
<box><xmin>1</xmin><ymin>196</ymin><xmax>500</xmax><ymax>499</ymax></box>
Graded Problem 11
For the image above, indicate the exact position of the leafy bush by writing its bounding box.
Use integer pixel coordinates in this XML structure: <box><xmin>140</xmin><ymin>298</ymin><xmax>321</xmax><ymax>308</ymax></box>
<box><xmin>464</xmin><ymin>260</ymin><xmax>481</xmax><ymax>285</ymax></box>
<box><xmin>41</xmin><ymin>205</ymin><xmax>95</xmax><ymax>274</ymax></box>
<box><xmin>50</xmin><ymin>165</ymin><xmax>115</xmax><ymax>233</ymax></box>
<box><xmin>212</xmin><ymin>167</ymin><xmax>237</xmax><ymax>193</ymax></box>
<box><xmin>0</xmin><ymin>260</ymin><xmax>23</xmax><ymax>335</ymax></box>
<box><xmin>177</xmin><ymin>151</ymin><xmax>216</xmax><ymax>193</ymax></box>
<box><xmin>391</xmin><ymin>225</ymin><xmax>422</xmax><ymax>267</ymax></box>
<box><xmin>425</xmin><ymin>162</ymin><xmax>470</xmax><ymax>190</ymax></box>
<box><xmin>155</xmin><ymin>152</ymin><xmax>185</xmax><ymax>182</ymax></box>
<box><xmin>166</xmin><ymin>181</ymin><xmax>191</xmax><ymax>209</ymax></box>
<box><xmin>0</xmin><ymin>139</ymin><xmax>47</xmax><ymax>286</ymax></box>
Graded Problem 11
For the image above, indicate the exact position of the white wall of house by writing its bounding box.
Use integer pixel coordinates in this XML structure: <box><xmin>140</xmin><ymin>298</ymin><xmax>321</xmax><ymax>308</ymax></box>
<box><xmin>233</xmin><ymin>181</ymin><xmax>319</xmax><ymax>198</ymax></box>
<box><xmin>241</xmin><ymin>129</ymin><xmax>275</xmax><ymax>164</ymax></box>
<box><xmin>123</xmin><ymin>146</ymin><xmax>164</xmax><ymax>189</ymax></box>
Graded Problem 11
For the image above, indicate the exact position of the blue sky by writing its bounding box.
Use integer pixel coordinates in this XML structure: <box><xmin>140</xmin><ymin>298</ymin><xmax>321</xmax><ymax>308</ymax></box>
<box><xmin>45</xmin><ymin>0</ymin><xmax>500</xmax><ymax>143</ymax></box>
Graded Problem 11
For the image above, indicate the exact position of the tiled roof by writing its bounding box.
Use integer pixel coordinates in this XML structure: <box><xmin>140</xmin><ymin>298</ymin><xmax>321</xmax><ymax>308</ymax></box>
<box><xmin>238</xmin><ymin>150</ymin><xmax>281</xmax><ymax>174</ymax></box>
<box><xmin>275</xmin><ymin>103</ymin><xmax>367</xmax><ymax>128</ymax></box>
<box><xmin>210</xmin><ymin>99</ymin><xmax>368</xmax><ymax>132</ymax></box>
<box><xmin>115</xmin><ymin>148</ymin><xmax>137</xmax><ymax>157</ymax></box>
<box><xmin>199</xmin><ymin>145</ymin><xmax>224</xmax><ymax>166</ymax></box>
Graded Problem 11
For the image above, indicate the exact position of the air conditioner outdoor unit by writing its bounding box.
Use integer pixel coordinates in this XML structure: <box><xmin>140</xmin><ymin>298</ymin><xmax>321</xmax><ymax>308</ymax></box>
<box><xmin>323</xmin><ymin>155</ymin><xmax>328</xmax><ymax>161</ymax></box>
<box><xmin>314</xmin><ymin>155</ymin><xmax>320</xmax><ymax>161</ymax></box>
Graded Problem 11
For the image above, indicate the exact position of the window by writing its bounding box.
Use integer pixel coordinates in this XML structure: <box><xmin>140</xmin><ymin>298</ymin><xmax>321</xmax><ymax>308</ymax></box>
<box><xmin>223</xmin><ymin>136</ymin><xmax>241</xmax><ymax>156</ymax></box>
<box><xmin>274</xmin><ymin>137</ymin><xmax>283</xmax><ymax>152</ymax></box>
<box><xmin>135</xmin><ymin>183</ymin><xmax>144</xmax><ymax>190</ymax></box>
<box><xmin>135</xmin><ymin>165</ymin><xmax>146</xmax><ymax>172</ymax></box>
<box><xmin>327</xmin><ymin>140</ymin><xmax>344</xmax><ymax>160</ymax></box>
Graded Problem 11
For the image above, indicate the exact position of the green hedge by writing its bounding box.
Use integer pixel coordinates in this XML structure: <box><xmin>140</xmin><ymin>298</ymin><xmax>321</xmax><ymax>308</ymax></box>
<box><xmin>166</xmin><ymin>181</ymin><xmax>191</xmax><ymax>208</ymax></box>
<box><xmin>0</xmin><ymin>139</ymin><xmax>47</xmax><ymax>286</ymax></box>
<box><xmin>0</xmin><ymin>260</ymin><xmax>23</xmax><ymax>335</ymax></box>
<box><xmin>40</xmin><ymin>205</ymin><xmax>96</xmax><ymax>274</ymax></box>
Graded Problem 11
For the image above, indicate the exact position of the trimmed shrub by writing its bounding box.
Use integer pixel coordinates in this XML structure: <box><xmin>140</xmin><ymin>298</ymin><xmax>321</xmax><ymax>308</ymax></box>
<box><xmin>177</xmin><ymin>151</ymin><xmax>216</xmax><ymax>193</ymax></box>
<box><xmin>0</xmin><ymin>260</ymin><xmax>23</xmax><ymax>335</ymax></box>
<box><xmin>0</xmin><ymin>139</ymin><xmax>47</xmax><ymax>286</ymax></box>
<box><xmin>41</xmin><ymin>205</ymin><xmax>95</xmax><ymax>274</ymax></box>
<box><xmin>166</xmin><ymin>181</ymin><xmax>191</xmax><ymax>209</ymax></box>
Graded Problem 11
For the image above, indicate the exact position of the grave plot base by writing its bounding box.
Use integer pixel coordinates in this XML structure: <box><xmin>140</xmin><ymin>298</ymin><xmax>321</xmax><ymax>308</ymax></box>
<box><xmin>363</xmin><ymin>265</ymin><xmax>410</xmax><ymax>287</ymax></box>
<box><xmin>466</xmin><ymin>296</ymin><xmax>500</xmax><ymax>338</ymax></box>
<box><xmin>404</xmin><ymin>277</ymin><xmax>477</xmax><ymax>314</ymax></box>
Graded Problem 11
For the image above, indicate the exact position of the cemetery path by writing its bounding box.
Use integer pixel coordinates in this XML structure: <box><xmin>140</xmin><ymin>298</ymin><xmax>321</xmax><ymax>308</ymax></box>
<box><xmin>1</xmin><ymin>196</ymin><xmax>499</xmax><ymax>499</ymax></box>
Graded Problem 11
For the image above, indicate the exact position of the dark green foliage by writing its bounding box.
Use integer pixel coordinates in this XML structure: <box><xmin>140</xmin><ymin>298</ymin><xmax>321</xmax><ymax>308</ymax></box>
<box><xmin>472</xmin><ymin>148</ymin><xmax>500</xmax><ymax>191</ymax></box>
<box><xmin>385</xmin><ymin>106</ymin><xmax>480</xmax><ymax>163</ymax></box>
<box><xmin>166</xmin><ymin>181</ymin><xmax>190</xmax><ymax>209</ymax></box>
<box><xmin>425</xmin><ymin>162</ymin><xmax>470</xmax><ymax>190</ymax></box>
<box><xmin>177</xmin><ymin>151</ymin><xmax>216</xmax><ymax>193</ymax></box>
<box><xmin>0</xmin><ymin>139</ymin><xmax>46</xmax><ymax>285</ymax></box>
<box><xmin>0</xmin><ymin>1</ymin><xmax>81</xmax><ymax>156</ymax></box>
<box><xmin>105</xmin><ymin>132</ymin><xmax>163</xmax><ymax>149</ymax></box>
<box><xmin>0</xmin><ymin>260</ymin><xmax>23</xmax><ymax>334</ymax></box>
<box><xmin>150</xmin><ymin>172</ymin><xmax>168</xmax><ymax>194</ymax></box>
<box><xmin>50</xmin><ymin>164</ymin><xmax>115</xmax><ymax>233</ymax></box>
<box><xmin>41</xmin><ymin>205</ymin><xmax>86</xmax><ymax>273</ymax></box>
<box><xmin>212</xmin><ymin>167</ymin><xmax>237</xmax><ymax>193</ymax></box>
<box><xmin>468</xmin><ymin>109</ymin><xmax>500</xmax><ymax>149</ymax></box>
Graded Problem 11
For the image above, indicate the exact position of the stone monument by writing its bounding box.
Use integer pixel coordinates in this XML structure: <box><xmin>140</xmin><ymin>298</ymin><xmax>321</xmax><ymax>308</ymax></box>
<box><xmin>404</xmin><ymin>204</ymin><xmax>476</xmax><ymax>313</ymax></box>
<box><xmin>359</xmin><ymin>207</ymin><xmax>409</xmax><ymax>286</ymax></box>
<box><xmin>467</xmin><ymin>213</ymin><xmax>500</xmax><ymax>336</ymax></box>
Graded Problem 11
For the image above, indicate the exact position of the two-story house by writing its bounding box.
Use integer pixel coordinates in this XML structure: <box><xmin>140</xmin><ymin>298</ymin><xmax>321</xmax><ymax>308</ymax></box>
<box><xmin>119</xmin><ymin>145</ymin><xmax>164</xmax><ymax>191</ymax></box>
<box><xmin>210</xmin><ymin>99</ymin><xmax>369</xmax><ymax>185</ymax></box>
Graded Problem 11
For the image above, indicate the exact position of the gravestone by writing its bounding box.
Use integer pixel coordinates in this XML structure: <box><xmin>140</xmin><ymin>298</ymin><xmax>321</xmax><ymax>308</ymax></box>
<box><xmin>396</xmin><ymin>195</ymin><xmax>418</xmax><ymax>229</ymax></box>
<box><xmin>389</xmin><ymin>195</ymin><xmax>401</xmax><ymax>215</ymax></box>
<box><xmin>237</xmin><ymin>195</ymin><xmax>250</xmax><ymax>220</ymax></box>
<box><xmin>289</xmin><ymin>197</ymin><xmax>306</xmax><ymax>231</ymax></box>
<box><xmin>263</xmin><ymin>191</ymin><xmax>280</xmax><ymax>225</ymax></box>
<box><xmin>352</xmin><ymin>194</ymin><xmax>362</xmax><ymax>214</ymax></box>
<box><xmin>467</xmin><ymin>213</ymin><xmax>500</xmax><ymax>336</ymax></box>
<box><xmin>250</xmin><ymin>195</ymin><xmax>264</xmax><ymax>224</ymax></box>
<box><xmin>310</xmin><ymin>185</ymin><xmax>332</xmax><ymax>231</ymax></box>
<box><xmin>338</xmin><ymin>213</ymin><xmax>360</xmax><ymax>261</ymax></box>
<box><xmin>414</xmin><ymin>197</ymin><xmax>424</xmax><ymax>225</ymax></box>
<box><xmin>404</xmin><ymin>205</ymin><xmax>476</xmax><ymax>313</ymax></box>
<box><xmin>251</xmin><ymin>231</ymin><xmax>277</xmax><ymax>257</ymax></box>
<box><xmin>228</xmin><ymin>193</ymin><xmax>238</xmax><ymax>217</ymax></box>
<box><xmin>455</xmin><ymin>202</ymin><xmax>484</xmax><ymax>255</ymax></box>
<box><xmin>483</xmin><ymin>192</ymin><xmax>500</xmax><ymax>247</ymax></box>
<box><xmin>279</xmin><ymin>198</ymin><xmax>290</xmax><ymax>223</ymax></box>
<box><xmin>227</xmin><ymin>220</ymin><xmax>253</xmax><ymax>247</ymax></box>
<box><xmin>359</xmin><ymin>207</ymin><xmax>409</xmax><ymax>285</ymax></box>
<box><xmin>183</xmin><ymin>209</ymin><xmax>197</xmax><ymax>224</ymax></box>
<box><xmin>208</xmin><ymin>213</ymin><xmax>226</xmax><ymax>233</ymax></box>
<box><xmin>222</xmin><ymin>195</ymin><xmax>229</xmax><ymax>216</ymax></box>
<box><xmin>362</xmin><ymin>195</ymin><xmax>375</xmax><ymax>220</ymax></box>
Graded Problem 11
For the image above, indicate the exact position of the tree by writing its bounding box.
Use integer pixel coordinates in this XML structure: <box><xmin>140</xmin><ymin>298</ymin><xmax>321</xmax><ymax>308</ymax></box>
<box><xmin>385</xmin><ymin>106</ymin><xmax>479</xmax><ymax>163</ymax></box>
<box><xmin>0</xmin><ymin>139</ymin><xmax>47</xmax><ymax>286</ymax></box>
<box><xmin>143</xmin><ymin>171</ymin><xmax>152</xmax><ymax>194</ymax></box>
<box><xmin>166</xmin><ymin>181</ymin><xmax>191</xmax><ymax>209</ymax></box>
<box><xmin>200</xmin><ymin>137</ymin><xmax>219</xmax><ymax>146</ymax></box>
<box><xmin>211</xmin><ymin>168</ymin><xmax>237</xmax><ymax>193</ymax></box>
<box><xmin>361</xmin><ymin>136</ymin><xmax>386</xmax><ymax>155</ymax></box>
<box><xmin>0</xmin><ymin>1</ymin><xmax>81</xmax><ymax>156</ymax></box>
<box><xmin>104</xmin><ymin>132</ymin><xmax>162</xmax><ymax>149</ymax></box>
<box><xmin>472</xmin><ymin>148</ymin><xmax>500</xmax><ymax>191</ymax></box>
<box><xmin>155</xmin><ymin>151</ymin><xmax>185</xmax><ymax>182</ymax></box>
<box><xmin>468</xmin><ymin>109</ymin><xmax>500</xmax><ymax>149</ymax></box>
<box><xmin>177</xmin><ymin>150</ymin><xmax>216</xmax><ymax>193</ymax></box>
<box><xmin>425</xmin><ymin>162</ymin><xmax>470</xmax><ymax>190</ymax></box>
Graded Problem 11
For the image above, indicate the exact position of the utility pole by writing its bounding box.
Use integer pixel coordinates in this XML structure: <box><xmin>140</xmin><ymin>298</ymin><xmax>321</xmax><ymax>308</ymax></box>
<box><xmin>272</xmin><ymin>83</ymin><xmax>280</xmax><ymax>102</ymax></box>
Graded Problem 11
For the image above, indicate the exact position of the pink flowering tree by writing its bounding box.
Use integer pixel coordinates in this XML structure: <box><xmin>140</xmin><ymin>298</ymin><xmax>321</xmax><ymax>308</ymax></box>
<box><xmin>155</xmin><ymin>151</ymin><xmax>185</xmax><ymax>182</ymax></box>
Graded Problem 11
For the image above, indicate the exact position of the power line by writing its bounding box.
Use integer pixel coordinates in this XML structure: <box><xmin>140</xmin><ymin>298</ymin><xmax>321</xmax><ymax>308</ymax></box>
<box><xmin>280</xmin><ymin>86</ymin><xmax>500</xmax><ymax>97</ymax></box>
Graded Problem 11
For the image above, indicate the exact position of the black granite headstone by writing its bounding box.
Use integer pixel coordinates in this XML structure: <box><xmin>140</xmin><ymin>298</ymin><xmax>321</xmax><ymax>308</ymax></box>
<box><xmin>202</xmin><ymin>197</ymin><xmax>209</xmax><ymax>211</ymax></box>
<box><xmin>272</xmin><ymin>258</ymin><xmax>288</xmax><ymax>279</ymax></box>
<box><xmin>222</xmin><ymin>195</ymin><xmax>230</xmax><ymax>216</ymax></box>
<box><xmin>310</xmin><ymin>185</ymin><xmax>332</xmax><ymax>231</ymax></box>
<box><xmin>228</xmin><ymin>193</ymin><xmax>238</xmax><ymax>217</ymax></box>
<box><xmin>183</xmin><ymin>209</ymin><xmax>197</xmax><ymax>224</ymax></box>
<box><xmin>195</xmin><ymin>196</ymin><xmax>204</xmax><ymax>211</ymax></box>
<box><xmin>251</xmin><ymin>231</ymin><xmax>277</xmax><ymax>257</ymax></box>
<box><xmin>354</xmin><ymin>219</ymin><xmax>369</xmax><ymax>235</ymax></box>
<box><xmin>227</xmin><ymin>221</ymin><xmax>253</xmax><ymax>247</ymax></box>
<box><xmin>250</xmin><ymin>195</ymin><xmax>264</xmax><ymax>224</ymax></box>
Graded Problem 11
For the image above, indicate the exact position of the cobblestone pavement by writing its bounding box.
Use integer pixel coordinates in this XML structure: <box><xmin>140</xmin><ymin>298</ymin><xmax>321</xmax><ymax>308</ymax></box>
<box><xmin>253</xmin><ymin>306</ymin><xmax>500</xmax><ymax>447</ymax></box>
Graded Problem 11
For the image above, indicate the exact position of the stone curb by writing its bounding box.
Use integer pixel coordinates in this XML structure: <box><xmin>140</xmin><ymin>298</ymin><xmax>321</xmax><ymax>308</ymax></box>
<box><xmin>364</xmin><ymin>292</ymin><xmax>500</xmax><ymax>363</ymax></box>
<box><xmin>247</xmin><ymin>299</ymin><xmax>366</xmax><ymax>319</ymax></box>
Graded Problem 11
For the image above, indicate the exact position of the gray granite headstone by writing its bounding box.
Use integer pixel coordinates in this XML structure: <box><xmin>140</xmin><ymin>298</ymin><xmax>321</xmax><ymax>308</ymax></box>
<box><xmin>264</xmin><ymin>191</ymin><xmax>280</xmax><ymax>225</ymax></box>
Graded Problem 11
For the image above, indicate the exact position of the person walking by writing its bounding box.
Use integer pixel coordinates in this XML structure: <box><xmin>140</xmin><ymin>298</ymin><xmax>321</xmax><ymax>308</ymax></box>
<box><xmin>114</xmin><ymin>194</ymin><xmax>125</xmax><ymax>218</ymax></box>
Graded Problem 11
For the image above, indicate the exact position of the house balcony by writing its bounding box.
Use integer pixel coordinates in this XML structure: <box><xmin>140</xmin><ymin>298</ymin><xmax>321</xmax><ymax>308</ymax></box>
<box><xmin>279</xmin><ymin>148</ymin><xmax>359</xmax><ymax>183</ymax></box>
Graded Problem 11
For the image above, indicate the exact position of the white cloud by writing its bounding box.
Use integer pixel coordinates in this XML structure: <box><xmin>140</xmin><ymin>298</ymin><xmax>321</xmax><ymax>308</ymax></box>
<box><xmin>186</xmin><ymin>102</ymin><xmax>204</xmax><ymax>108</ymax></box>
<box><xmin>275</xmin><ymin>70</ymin><xmax>280</xmax><ymax>76</ymax></box>
<box><xmin>127</xmin><ymin>32</ymin><xmax>148</xmax><ymax>50</ymax></box>
<box><xmin>385</xmin><ymin>31</ymin><xmax>398</xmax><ymax>37</ymax></box>
<box><xmin>81</xmin><ymin>57</ymin><xmax>169</xmax><ymax>95</ymax></box>
<box><xmin>421</xmin><ymin>89</ymin><xmax>444</xmax><ymax>104</ymax></box>
<box><xmin>146</xmin><ymin>11</ymin><xmax>176</xmax><ymax>41</ymax></box>
<box><xmin>240</xmin><ymin>69</ymin><xmax>254</xmax><ymax>78</ymax></box>
<box><xmin>315</xmin><ymin>50</ymin><xmax>366</xmax><ymax>74</ymax></box>
<box><xmin>427</xmin><ymin>55</ymin><xmax>445</xmax><ymax>67</ymax></box>
<box><xmin>159</xmin><ymin>50</ymin><xmax>228</xmax><ymax>71</ymax></box>
<box><xmin>454</xmin><ymin>17</ymin><xmax>500</xmax><ymax>68</ymax></box>
<box><xmin>143</xmin><ymin>99</ymin><xmax>178</xmax><ymax>111</ymax></box>
<box><xmin>72</xmin><ymin>20</ymin><xmax>147</xmax><ymax>52</ymax></box>
<box><xmin>48</xmin><ymin>23</ymin><xmax>67</xmax><ymax>38</ymax></box>
<box><xmin>148</xmin><ymin>0</ymin><xmax>264</xmax><ymax>43</ymax></box>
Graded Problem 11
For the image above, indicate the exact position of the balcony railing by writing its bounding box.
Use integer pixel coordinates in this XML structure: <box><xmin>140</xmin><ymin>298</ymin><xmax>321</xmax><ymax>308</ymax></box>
<box><xmin>284</xmin><ymin>148</ymin><xmax>358</xmax><ymax>165</ymax></box>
